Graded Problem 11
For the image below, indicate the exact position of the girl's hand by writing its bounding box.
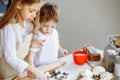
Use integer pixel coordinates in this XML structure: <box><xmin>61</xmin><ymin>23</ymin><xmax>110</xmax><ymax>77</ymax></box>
<box><xmin>27</xmin><ymin>64</ymin><xmax>35</xmax><ymax>78</ymax></box>
<box><xmin>26</xmin><ymin>64</ymin><xmax>47</xmax><ymax>80</ymax></box>
<box><xmin>60</xmin><ymin>48</ymin><xmax>68</xmax><ymax>56</ymax></box>
<box><xmin>27</xmin><ymin>71</ymin><xmax>35</xmax><ymax>78</ymax></box>
<box><xmin>33</xmin><ymin>68</ymin><xmax>47</xmax><ymax>80</ymax></box>
<box><xmin>31</xmin><ymin>39</ymin><xmax>45</xmax><ymax>48</ymax></box>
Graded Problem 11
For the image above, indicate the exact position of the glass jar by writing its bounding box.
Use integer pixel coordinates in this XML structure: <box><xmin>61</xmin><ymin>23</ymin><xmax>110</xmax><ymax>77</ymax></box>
<box><xmin>114</xmin><ymin>56</ymin><xmax>120</xmax><ymax>78</ymax></box>
<box><xmin>104</xmin><ymin>49</ymin><xmax>117</xmax><ymax>72</ymax></box>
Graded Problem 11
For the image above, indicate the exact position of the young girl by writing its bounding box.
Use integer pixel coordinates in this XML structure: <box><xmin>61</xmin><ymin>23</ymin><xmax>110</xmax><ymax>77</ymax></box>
<box><xmin>0</xmin><ymin>0</ymin><xmax>47</xmax><ymax>80</ymax></box>
<box><xmin>26</xmin><ymin>2</ymin><xmax>68</xmax><ymax>69</ymax></box>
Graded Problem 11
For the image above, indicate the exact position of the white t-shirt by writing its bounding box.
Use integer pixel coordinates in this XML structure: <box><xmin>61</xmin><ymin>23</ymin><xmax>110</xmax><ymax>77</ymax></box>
<box><xmin>0</xmin><ymin>21</ymin><xmax>31</xmax><ymax>74</ymax></box>
<box><xmin>31</xmin><ymin>29</ymin><xmax>59</xmax><ymax>67</ymax></box>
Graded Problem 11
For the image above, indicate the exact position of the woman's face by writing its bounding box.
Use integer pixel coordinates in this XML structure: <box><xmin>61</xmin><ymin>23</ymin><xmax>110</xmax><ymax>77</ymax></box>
<box><xmin>40</xmin><ymin>20</ymin><xmax>57</xmax><ymax>35</ymax></box>
<box><xmin>19</xmin><ymin>2</ymin><xmax>42</xmax><ymax>22</ymax></box>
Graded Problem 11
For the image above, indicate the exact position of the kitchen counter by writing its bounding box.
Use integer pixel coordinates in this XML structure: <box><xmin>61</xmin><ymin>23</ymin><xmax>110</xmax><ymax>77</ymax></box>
<box><xmin>54</xmin><ymin>52</ymin><xmax>104</xmax><ymax>80</ymax></box>
<box><xmin>15</xmin><ymin>49</ymin><xmax>120</xmax><ymax>80</ymax></box>
<box><xmin>19</xmin><ymin>50</ymin><xmax>104</xmax><ymax>80</ymax></box>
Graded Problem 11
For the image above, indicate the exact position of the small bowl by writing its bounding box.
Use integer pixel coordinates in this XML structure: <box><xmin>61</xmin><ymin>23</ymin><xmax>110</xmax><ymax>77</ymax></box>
<box><xmin>73</xmin><ymin>50</ymin><xmax>88</xmax><ymax>65</ymax></box>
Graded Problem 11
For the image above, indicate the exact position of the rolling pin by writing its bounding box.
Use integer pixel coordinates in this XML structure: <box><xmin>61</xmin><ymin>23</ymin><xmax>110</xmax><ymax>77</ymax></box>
<box><xmin>13</xmin><ymin>60</ymin><xmax>67</xmax><ymax>80</ymax></box>
<box><xmin>38</xmin><ymin>60</ymin><xmax>67</xmax><ymax>72</ymax></box>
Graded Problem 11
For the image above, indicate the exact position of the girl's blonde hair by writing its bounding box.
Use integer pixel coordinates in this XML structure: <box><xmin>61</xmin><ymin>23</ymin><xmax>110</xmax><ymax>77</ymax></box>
<box><xmin>40</xmin><ymin>2</ymin><xmax>60</xmax><ymax>24</ymax></box>
<box><xmin>0</xmin><ymin>0</ymin><xmax>42</xmax><ymax>33</ymax></box>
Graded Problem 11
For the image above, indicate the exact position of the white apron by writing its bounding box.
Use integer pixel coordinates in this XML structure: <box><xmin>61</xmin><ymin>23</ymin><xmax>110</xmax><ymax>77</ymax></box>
<box><xmin>0</xmin><ymin>24</ymin><xmax>32</xmax><ymax>80</ymax></box>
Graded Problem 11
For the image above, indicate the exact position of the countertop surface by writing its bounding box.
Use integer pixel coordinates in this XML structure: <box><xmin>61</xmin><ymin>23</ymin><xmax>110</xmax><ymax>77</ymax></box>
<box><xmin>55</xmin><ymin>53</ymin><xmax>103</xmax><ymax>80</ymax></box>
<box><xmin>19</xmin><ymin>50</ymin><xmax>104</xmax><ymax>80</ymax></box>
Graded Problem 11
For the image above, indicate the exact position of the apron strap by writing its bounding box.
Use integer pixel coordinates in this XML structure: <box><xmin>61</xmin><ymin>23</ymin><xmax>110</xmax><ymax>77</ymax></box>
<box><xmin>12</xmin><ymin>24</ymin><xmax>23</xmax><ymax>42</ymax></box>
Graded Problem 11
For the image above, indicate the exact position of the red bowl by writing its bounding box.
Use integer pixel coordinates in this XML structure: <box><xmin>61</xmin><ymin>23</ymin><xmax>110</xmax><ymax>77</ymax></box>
<box><xmin>73</xmin><ymin>50</ymin><xmax>88</xmax><ymax>65</ymax></box>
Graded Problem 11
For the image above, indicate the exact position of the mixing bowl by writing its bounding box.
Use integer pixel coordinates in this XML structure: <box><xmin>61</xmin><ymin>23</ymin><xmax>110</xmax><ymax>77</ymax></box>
<box><xmin>73</xmin><ymin>50</ymin><xmax>88</xmax><ymax>65</ymax></box>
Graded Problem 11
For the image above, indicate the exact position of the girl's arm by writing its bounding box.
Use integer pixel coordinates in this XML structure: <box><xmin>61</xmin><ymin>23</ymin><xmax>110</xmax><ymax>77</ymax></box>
<box><xmin>26</xmin><ymin>51</ymin><xmax>35</xmax><ymax>66</ymax></box>
<box><xmin>26</xmin><ymin>39</ymin><xmax>45</xmax><ymax>78</ymax></box>
<box><xmin>3</xmin><ymin>25</ymin><xmax>47</xmax><ymax>80</ymax></box>
<box><xmin>25</xmin><ymin>51</ymin><xmax>35</xmax><ymax>78</ymax></box>
<box><xmin>3</xmin><ymin>25</ymin><xmax>29</xmax><ymax>74</ymax></box>
<box><xmin>26</xmin><ymin>40</ymin><xmax>40</xmax><ymax>78</ymax></box>
<box><xmin>27</xmin><ymin>39</ymin><xmax>45</xmax><ymax>65</ymax></box>
<box><xmin>30</xmin><ymin>39</ymin><xmax>45</xmax><ymax>48</ymax></box>
<box><xmin>59</xmin><ymin>44</ymin><xmax>68</xmax><ymax>56</ymax></box>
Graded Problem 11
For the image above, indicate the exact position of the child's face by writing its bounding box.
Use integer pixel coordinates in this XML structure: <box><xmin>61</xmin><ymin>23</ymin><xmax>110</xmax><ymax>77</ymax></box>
<box><xmin>19</xmin><ymin>3</ymin><xmax>42</xmax><ymax>22</ymax></box>
<box><xmin>40</xmin><ymin>20</ymin><xmax>57</xmax><ymax>35</ymax></box>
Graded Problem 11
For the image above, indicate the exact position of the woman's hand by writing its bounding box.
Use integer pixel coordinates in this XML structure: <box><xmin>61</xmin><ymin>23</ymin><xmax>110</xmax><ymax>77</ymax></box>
<box><xmin>31</xmin><ymin>39</ymin><xmax>45</xmax><ymax>48</ymax></box>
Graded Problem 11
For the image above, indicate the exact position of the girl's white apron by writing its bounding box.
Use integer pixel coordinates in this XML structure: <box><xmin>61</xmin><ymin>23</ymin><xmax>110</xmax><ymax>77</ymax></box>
<box><xmin>0</xmin><ymin>24</ymin><xmax>32</xmax><ymax>80</ymax></box>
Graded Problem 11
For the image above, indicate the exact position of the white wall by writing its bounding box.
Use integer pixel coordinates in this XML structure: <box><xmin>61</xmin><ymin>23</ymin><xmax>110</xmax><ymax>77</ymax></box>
<box><xmin>45</xmin><ymin>0</ymin><xmax>120</xmax><ymax>55</ymax></box>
